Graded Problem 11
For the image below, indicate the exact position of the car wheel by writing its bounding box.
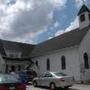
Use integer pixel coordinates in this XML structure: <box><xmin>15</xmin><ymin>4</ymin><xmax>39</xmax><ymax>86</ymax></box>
<box><xmin>50</xmin><ymin>83</ymin><xmax>56</xmax><ymax>90</ymax></box>
<box><xmin>64</xmin><ymin>86</ymin><xmax>70</xmax><ymax>89</ymax></box>
<box><xmin>33</xmin><ymin>81</ymin><xmax>37</xmax><ymax>87</ymax></box>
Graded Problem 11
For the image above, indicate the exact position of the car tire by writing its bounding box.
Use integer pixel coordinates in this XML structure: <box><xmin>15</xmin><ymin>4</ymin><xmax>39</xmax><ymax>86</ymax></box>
<box><xmin>33</xmin><ymin>81</ymin><xmax>37</xmax><ymax>87</ymax></box>
<box><xmin>50</xmin><ymin>83</ymin><xmax>56</xmax><ymax>90</ymax></box>
<box><xmin>64</xmin><ymin>86</ymin><xmax>70</xmax><ymax>89</ymax></box>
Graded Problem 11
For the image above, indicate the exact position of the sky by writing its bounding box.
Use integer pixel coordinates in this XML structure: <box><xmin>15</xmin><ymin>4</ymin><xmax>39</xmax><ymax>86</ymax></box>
<box><xmin>0</xmin><ymin>0</ymin><xmax>90</xmax><ymax>44</ymax></box>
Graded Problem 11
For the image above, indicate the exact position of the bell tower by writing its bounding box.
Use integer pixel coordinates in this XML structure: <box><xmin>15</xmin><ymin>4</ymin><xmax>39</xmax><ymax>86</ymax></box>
<box><xmin>78</xmin><ymin>4</ymin><xmax>90</xmax><ymax>29</ymax></box>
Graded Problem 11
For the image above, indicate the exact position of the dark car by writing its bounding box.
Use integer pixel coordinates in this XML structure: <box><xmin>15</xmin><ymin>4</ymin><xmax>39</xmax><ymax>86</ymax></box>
<box><xmin>23</xmin><ymin>70</ymin><xmax>37</xmax><ymax>82</ymax></box>
<box><xmin>18</xmin><ymin>72</ymin><xmax>28</xmax><ymax>84</ymax></box>
<box><xmin>0</xmin><ymin>73</ymin><xmax>26</xmax><ymax>90</ymax></box>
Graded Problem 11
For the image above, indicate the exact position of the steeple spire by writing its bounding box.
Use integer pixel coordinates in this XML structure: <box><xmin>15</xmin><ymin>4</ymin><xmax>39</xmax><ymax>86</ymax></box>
<box><xmin>78</xmin><ymin>4</ymin><xmax>90</xmax><ymax>15</ymax></box>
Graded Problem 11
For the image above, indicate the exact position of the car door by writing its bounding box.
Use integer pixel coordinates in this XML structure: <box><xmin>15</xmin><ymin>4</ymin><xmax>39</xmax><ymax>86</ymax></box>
<box><xmin>37</xmin><ymin>73</ymin><xmax>50</xmax><ymax>86</ymax></box>
<box><xmin>37</xmin><ymin>74</ymin><xmax>45</xmax><ymax>86</ymax></box>
<box><xmin>42</xmin><ymin>72</ymin><xmax>53</xmax><ymax>87</ymax></box>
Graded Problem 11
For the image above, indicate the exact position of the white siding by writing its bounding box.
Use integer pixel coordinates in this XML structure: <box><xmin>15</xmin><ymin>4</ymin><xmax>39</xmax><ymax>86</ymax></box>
<box><xmin>79</xmin><ymin>28</ymin><xmax>90</xmax><ymax>81</ymax></box>
<box><xmin>32</xmin><ymin>46</ymin><xmax>80</xmax><ymax>81</ymax></box>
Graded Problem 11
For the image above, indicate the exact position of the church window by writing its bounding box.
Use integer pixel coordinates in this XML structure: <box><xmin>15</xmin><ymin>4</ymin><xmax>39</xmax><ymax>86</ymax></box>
<box><xmin>5</xmin><ymin>65</ymin><xmax>8</xmax><ymax>73</ymax></box>
<box><xmin>11</xmin><ymin>65</ymin><xmax>15</xmax><ymax>72</ymax></box>
<box><xmin>80</xmin><ymin>14</ymin><xmax>85</xmax><ymax>22</ymax></box>
<box><xmin>46</xmin><ymin>58</ymin><xmax>50</xmax><ymax>70</ymax></box>
<box><xmin>36</xmin><ymin>60</ymin><xmax>38</xmax><ymax>67</ymax></box>
<box><xmin>61</xmin><ymin>56</ymin><xmax>66</xmax><ymax>70</ymax></box>
<box><xmin>18</xmin><ymin>65</ymin><xmax>21</xmax><ymax>71</ymax></box>
<box><xmin>89</xmin><ymin>14</ymin><xmax>90</xmax><ymax>20</ymax></box>
<box><xmin>83</xmin><ymin>53</ymin><xmax>89</xmax><ymax>69</ymax></box>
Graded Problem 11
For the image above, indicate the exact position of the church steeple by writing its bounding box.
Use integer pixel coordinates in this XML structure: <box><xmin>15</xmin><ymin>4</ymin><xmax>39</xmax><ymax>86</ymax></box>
<box><xmin>78</xmin><ymin>4</ymin><xmax>90</xmax><ymax>29</ymax></box>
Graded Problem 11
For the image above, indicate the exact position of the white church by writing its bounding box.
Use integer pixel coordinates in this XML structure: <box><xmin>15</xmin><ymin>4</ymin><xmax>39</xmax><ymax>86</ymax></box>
<box><xmin>31</xmin><ymin>4</ymin><xmax>90</xmax><ymax>83</ymax></box>
<box><xmin>0</xmin><ymin>4</ymin><xmax>90</xmax><ymax>83</ymax></box>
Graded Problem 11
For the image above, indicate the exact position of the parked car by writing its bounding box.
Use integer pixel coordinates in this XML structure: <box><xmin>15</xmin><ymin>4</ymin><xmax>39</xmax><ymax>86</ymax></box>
<box><xmin>0</xmin><ymin>73</ymin><xmax>26</xmax><ymax>90</ymax></box>
<box><xmin>33</xmin><ymin>72</ymin><xmax>75</xmax><ymax>90</ymax></box>
<box><xmin>17</xmin><ymin>71</ymin><xmax>28</xmax><ymax>84</ymax></box>
<box><xmin>23</xmin><ymin>70</ymin><xmax>37</xmax><ymax>82</ymax></box>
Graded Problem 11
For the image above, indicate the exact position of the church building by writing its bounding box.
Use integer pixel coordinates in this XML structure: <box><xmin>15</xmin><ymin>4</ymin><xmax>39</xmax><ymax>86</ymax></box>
<box><xmin>0</xmin><ymin>4</ymin><xmax>90</xmax><ymax>83</ymax></box>
<box><xmin>31</xmin><ymin>5</ymin><xmax>90</xmax><ymax>83</ymax></box>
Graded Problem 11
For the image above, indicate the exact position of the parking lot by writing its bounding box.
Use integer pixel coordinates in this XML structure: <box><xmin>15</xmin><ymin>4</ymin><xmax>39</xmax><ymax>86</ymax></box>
<box><xmin>26</xmin><ymin>84</ymin><xmax>90</xmax><ymax>90</ymax></box>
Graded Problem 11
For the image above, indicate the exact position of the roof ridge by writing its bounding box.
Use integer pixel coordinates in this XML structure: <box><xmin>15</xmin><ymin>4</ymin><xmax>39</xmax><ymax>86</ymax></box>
<box><xmin>31</xmin><ymin>26</ymin><xmax>90</xmax><ymax>57</ymax></box>
<box><xmin>37</xmin><ymin>28</ymin><xmax>79</xmax><ymax>45</ymax></box>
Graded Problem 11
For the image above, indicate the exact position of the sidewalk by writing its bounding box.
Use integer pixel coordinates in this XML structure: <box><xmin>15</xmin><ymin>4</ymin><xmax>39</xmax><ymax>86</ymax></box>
<box><xmin>70</xmin><ymin>84</ymin><xmax>90</xmax><ymax>90</ymax></box>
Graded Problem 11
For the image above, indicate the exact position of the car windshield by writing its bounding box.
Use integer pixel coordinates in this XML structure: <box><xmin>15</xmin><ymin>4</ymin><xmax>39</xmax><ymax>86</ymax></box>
<box><xmin>54</xmin><ymin>72</ymin><xmax>67</xmax><ymax>76</ymax></box>
<box><xmin>0</xmin><ymin>74</ymin><xmax>20</xmax><ymax>83</ymax></box>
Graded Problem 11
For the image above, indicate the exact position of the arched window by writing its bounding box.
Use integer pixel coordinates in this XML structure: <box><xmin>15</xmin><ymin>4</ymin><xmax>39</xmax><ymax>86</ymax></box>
<box><xmin>83</xmin><ymin>53</ymin><xmax>89</xmax><ymax>69</ymax></box>
<box><xmin>61</xmin><ymin>56</ymin><xmax>66</xmax><ymax>70</ymax></box>
<box><xmin>46</xmin><ymin>58</ymin><xmax>50</xmax><ymax>70</ymax></box>
<box><xmin>36</xmin><ymin>60</ymin><xmax>38</xmax><ymax>67</ymax></box>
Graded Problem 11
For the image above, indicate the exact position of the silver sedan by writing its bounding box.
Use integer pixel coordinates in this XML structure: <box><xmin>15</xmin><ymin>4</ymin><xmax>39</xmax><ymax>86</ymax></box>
<box><xmin>33</xmin><ymin>72</ymin><xmax>75</xmax><ymax>90</ymax></box>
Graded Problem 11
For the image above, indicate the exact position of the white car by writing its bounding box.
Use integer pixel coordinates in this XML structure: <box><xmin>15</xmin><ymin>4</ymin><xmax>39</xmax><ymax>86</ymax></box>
<box><xmin>33</xmin><ymin>72</ymin><xmax>75</xmax><ymax>90</ymax></box>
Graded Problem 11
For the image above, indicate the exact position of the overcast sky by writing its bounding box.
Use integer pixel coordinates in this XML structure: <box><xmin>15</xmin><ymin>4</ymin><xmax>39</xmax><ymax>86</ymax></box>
<box><xmin>0</xmin><ymin>0</ymin><xmax>90</xmax><ymax>44</ymax></box>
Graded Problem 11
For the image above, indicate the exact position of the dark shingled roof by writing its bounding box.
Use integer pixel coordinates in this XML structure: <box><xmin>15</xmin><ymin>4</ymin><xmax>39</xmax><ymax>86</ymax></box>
<box><xmin>18</xmin><ymin>43</ymin><xmax>34</xmax><ymax>57</ymax></box>
<box><xmin>0</xmin><ymin>40</ymin><xmax>35</xmax><ymax>59</ymax></box>
<box><xmin>78</xmin><ymin>4</ymin><xmax>90</xmax><ymax>15</ymax></box>
<box><xmin>3</xmin><ymin>56</ymin><xmax>31</xmax><ymax>61</ymax></box>
<box><xmin>31</xmin><ymin>26</ymin><xmax>90</xmax><ymax>57</ymax></box>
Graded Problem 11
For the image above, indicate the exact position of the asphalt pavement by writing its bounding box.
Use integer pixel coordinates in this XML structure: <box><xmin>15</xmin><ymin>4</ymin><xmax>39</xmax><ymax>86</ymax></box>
<box><xmin>26</xmin><ymin>84</ymin><xmax>90</xmax><ymax>90</ymax></box>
